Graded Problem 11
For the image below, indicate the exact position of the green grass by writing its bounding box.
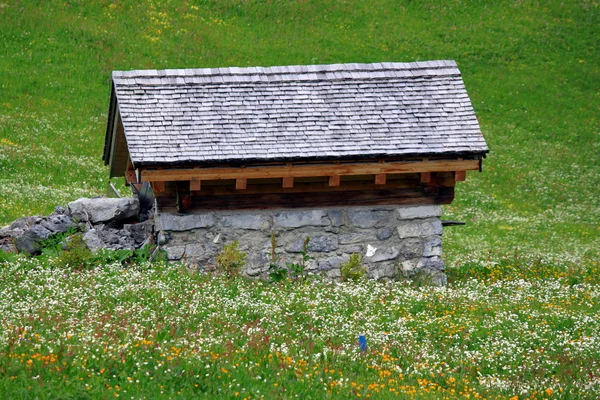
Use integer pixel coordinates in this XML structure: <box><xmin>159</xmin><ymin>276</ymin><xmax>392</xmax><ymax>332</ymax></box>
<box><xmin>0</xmin><ymin>0</ymin><xmax>597</xmax><ymax>264</ymax></box>
<box><xmin>0</xmin><ymin>0</ymin><xmax>599</xmax><ymax>398</ymax></box>
<box><xmin>1</xmin><ymin>261</ymin><xmax>599</xmax><ymax>399</ymax></box>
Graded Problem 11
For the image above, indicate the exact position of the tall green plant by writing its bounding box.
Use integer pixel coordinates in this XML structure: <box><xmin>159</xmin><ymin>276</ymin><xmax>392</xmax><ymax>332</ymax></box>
<box><xmin>340</xmin><ymin>254</ymin><xmax>366</xmax><ymax>282</ymax></box>
<box><xmin>216</xmin><ymin>241</ymin><xmax>247</xmax><ymax>277</ymax></box>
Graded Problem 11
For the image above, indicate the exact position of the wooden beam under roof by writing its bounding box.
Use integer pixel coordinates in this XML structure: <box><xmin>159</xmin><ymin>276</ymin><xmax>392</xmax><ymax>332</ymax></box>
<box><xmin>140</xmin><ymin>159</ymin><xmax>480</xmax><ymax>183</ymax></box>
<box><xmin>157</xmin><ymin>186</ymin><xmax>456</xmax><ymax>211</ymax></box>
<box><xmin>154</xmin><ymin>174</ymin><xmax>457</xmax><ymax>198</ymax></box>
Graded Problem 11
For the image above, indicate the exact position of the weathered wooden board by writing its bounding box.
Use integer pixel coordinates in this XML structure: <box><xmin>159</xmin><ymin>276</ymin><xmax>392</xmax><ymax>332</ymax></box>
<box><xmin>157</xmin><ymin>186</ymin><xmax>454</xmax><ymax>211</ymax></box>
<box><xmin>141</xmin><ymin>159</ymin><xmax>480</xmax><ymax>182</ymax></box>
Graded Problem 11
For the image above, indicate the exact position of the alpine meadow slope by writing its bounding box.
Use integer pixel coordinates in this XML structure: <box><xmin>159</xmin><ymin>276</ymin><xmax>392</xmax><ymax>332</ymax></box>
<box><xmin>0</xmin><ymin>0</ymin><xmax>597</xmax><ymax>266</ymax></box>
<box><xmin>0</xmin><ymin>1</ymin><xmax>599</xmax><ymax>398</ymax></box>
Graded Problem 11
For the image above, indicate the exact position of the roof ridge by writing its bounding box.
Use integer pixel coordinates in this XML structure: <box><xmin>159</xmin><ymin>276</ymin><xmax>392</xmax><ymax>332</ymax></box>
<box><xmin>112</xmin><ymin>60</ymin><xmax>458</xmax><ymax>79</ymax></box>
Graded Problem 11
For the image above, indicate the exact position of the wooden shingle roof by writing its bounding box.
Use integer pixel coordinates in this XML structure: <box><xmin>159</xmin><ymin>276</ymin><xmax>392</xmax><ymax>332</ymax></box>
<box><xmin>106</xmin><ymin>60</ymin><xmax>488</xmax><ymax>168</ymax></box>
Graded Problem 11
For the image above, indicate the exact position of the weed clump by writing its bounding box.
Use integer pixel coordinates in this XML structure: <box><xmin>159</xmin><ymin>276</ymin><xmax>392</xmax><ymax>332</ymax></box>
<box><xmin>216</xmin><ymin>241</ymin><xmax>247</xmax><ymax>277</ymax></box>
<box><xmin>269</xmin><ymin>235</ymin><xmax>312</xmax><ymax>282</ymax></box>
<box><xmin>54</xmin><ymin>233</ymin><xmax>93</xmax><ymax>270</ymax></box>
<box><xmin>340</xmin><ymin>253</ymin><xmax>366</xmax><ymax>282</ymax></box>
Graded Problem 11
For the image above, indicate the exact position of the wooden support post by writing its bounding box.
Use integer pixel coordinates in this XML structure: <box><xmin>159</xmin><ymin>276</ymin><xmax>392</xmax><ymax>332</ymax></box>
<box><xmin>455</xmin><ymin>171</ymin><xmax>466</xmax><ymax>181</ymax></box>
<box><xmin>375</xmin><ymin>173</ymin><xmax>386</xmax><ymax>185</ymax></box>
<box><xmin>329</xmin><ymin>175</ymin><xmax>340</xmax><ymax>187</ymax></box>
<box><xmin>152</xmin><ymin>181</ymin><xmax>165</xmax><ymax>192</ymax></box>
<box><xmin>190</xmin><ymin>179</ymin><xmax>201</xmax><ymax>191</ymax></box>
<box><xmin>125</xmin><ymin>159</ymin><xmax>137</xmax><ymax>184</ymax></box>
<box><xmin>236</xmin><ymin>178</ymin><xmax>247</xmax><ymax>190</ymax></box>
<box><xmin>420</xmin><ymin>172</ymin><xmax>431</xmax><ymax>183</ymax></box>
<box><xmin>125</xmin><ymin>170</ymin><xmax>137</xmax><ymax>184</ymax></box>
<box><xmin>282</xmin><ymin>176</ymin><xmax>294</xmax><ymax>188</ymax></box>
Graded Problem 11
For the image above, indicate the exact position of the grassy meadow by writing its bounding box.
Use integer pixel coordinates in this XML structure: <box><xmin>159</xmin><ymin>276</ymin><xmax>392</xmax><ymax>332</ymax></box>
<box><xmin>0</xmin><ymin>0</ymin><xmax>599</xmax><ymax>398</ymax></box>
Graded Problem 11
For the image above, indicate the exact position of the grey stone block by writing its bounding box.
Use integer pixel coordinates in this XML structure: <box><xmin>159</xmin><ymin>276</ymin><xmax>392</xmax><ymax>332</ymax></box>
<box><xmin>15</xmin><ymin>224</ymin><xmax>52</xmax><ymax>254</ymax></box>
<box><xmin>342</xmin><ymin>244</ymin><xmax>363</xmax><ymax>254</ymax></box>
<box><xmin>304</xmin><ymin>259</ymin><xmax>319</xmax><ymax>272</ymax></box>
<box><xmin>423</xmin><ymin>236</ymin><xmax>442</xmax><ymax>257</ymax></box>
<box><xmin>68</xmin><ymin>197</ymin><xmax>139</xmax><ymax>223</ymax></box>
<box><xmin>339</xmin><ymin>232</ymin><xmax>373</xmax><ymax>244</ymax></box>
<box><xmin>287</xmin><ymin>234</ymin><xmax>338</xmax><ymax>253</ymax></box>
<box><xmin>274</xmin><ymin>210</ymin><xmax>329</xmax><ymax>228</ymax></box>
<box><xmin>398</xmin><ymin>238</ymin><xmax>424</xmax><ymax>259</ymax></box>
<box><xmin>326</xmin><ymin>269</ymin><xmax>341</xmax><ymax>279</ymax></box>
<box><xmin>368</xmin><ymin>246</ymin><xmax>399</xmax><ymax>263</ymax></box>
<box><xmin>327</xmin><ymin>210</ymin><xmax>342</xmax><ymax>227</ymax></box>
<box><xmin>41</xmin><ymin>214</ymin><xmax>75</xmax><ymax>234</ymax></box>
<box><xmin>400</xmin><ymin>258</ymin><xmax>419</xmax><ymax>274</ymax></box>
<box><xmin>118</xmin><ymin>235</ymin><xmax>136</xmax><ymax>250</ymax></box>
<box><xmin>397</xmin><ymin>205</ymin><xmax>442</xmax><ymax>220</ymax></box>
<box><xmin>245</xmin><ymin>265</ymin><xmax>265</xmax><ymax>277</ymax></box>
<box><xmin>10</xmin><ymin>216</ymin><xmax>41</xmax><ymax>232</ymax></box>
<box><xmin>157</xmin><ymin>231</ymin><xmax>171</xmax><ymax>245</ymax></box>
<box><xmin>318</xmin><ymin>255</ymin><xmax>349</xmax><ymax>271</ymax></box>
<box><xmin>0</xmin><ymin>237</ymin><xmax>16</xmax><ymax>253</ymax></box>
<box><xmin>397</xmin><ymin>219</ymin><xmax>442</xmax><ymax>239</ymax></box>
<box><xmin>220</xmin><ymin>214</ymin><xmax>271</xmax><ymax>230</ymax></box>
<box><xmin>369</xmin><ymin>262</ymin><xmax>398</xmax><ymax>280</ymax></box>
<box><xmin>164</xmin><ymin>245</ymin><xmax>186</xmax><ymax>260</ymax></box>
<box><xmin>376</xmin><ymin>227</ymin><xmax>393</xmax><ymax>241</ymax></box>
<box><xmin>418</xmin><ymin>256</ymin><xmax>445</xmax><ymax>272</ymax></box>
<box><xmin>53</xmin><ymin>206</ymin><xmax>68</xmax><ymax>215</ymax></box>
<box><xmin>156</xmin><ymin>213</ymin><xmax>215</xmax><ymax>231</ymax></box>
<box><xmin>124</xmin><ymin>221</ymin><xmax>154</xmax><ymax>246</ymax></box>
<box><xmin>347</xmin><ymin>210</ymin><xmax>382</xmax><ymax>228</ymax></box>
<box><xmin>83</xmin><ymin>229</ymin><xmax>105</xmax><ymax>252</ymax></box>
<box><xmin>184</xmin><ymin>242</ymin><xmax>219</xmax><ymax>262</ymax></box>
<box><xmin>97</xmin><ymin>228</ymin><xmax>120</xmax><ymax>245</ymax></box>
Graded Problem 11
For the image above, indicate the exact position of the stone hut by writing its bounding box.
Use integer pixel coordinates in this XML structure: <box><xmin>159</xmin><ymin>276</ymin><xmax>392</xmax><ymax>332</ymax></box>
<box><xmin>103</xmin><ymin>61</ymin><xmax>488</xmax><ymax>283</ymax></box>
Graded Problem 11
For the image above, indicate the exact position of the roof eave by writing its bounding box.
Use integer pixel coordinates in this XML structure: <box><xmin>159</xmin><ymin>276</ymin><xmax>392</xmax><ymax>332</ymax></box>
<box><xmin>102</xmin><ymin>83</ymin><xmax>117</xmax><ymax>165</ymax></box>
<box><xmin>132</xmin><ymin>149</ymin><xmax>489</xmax><ymax>170</ymax></box>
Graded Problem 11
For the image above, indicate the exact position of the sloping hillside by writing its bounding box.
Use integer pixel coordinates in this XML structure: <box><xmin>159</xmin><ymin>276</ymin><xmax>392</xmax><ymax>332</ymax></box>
<box><xmin>0</xmin><ymin>0</ymin><xmax>598</xmax><ymax>266</ymax></box>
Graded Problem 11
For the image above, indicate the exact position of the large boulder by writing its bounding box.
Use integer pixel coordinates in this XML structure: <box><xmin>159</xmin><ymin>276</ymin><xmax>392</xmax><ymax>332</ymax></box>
<box><xmin>14</xmin><ymin>224</ymin><xmax>53</xmax><ymax>254</ymax></box>
<box><xmin>68</xmin><ymin>198</ymin><xmax>139</xmax><ymax>224</ymax></box>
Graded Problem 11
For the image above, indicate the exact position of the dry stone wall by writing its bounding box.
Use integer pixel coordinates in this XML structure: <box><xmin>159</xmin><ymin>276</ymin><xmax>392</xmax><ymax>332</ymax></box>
<box><xmin>157</xmin><ymin>205</ymin><xmax>447</xmax><ymax>285</ymax></box>
<box><xmin>1</xmin><ymin>199</ymin><xmax>447</xmax><ymax>285</ymax></box>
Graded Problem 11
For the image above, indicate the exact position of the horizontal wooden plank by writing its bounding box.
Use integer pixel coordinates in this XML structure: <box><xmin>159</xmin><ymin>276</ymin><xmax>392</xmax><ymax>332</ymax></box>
<box><xmin>186</xmin><ymin>179</ymin><xmax>429</xmax><ymax>197</ymax></box>
<box><xmin>141</xmin><ymin>159</ymin><xmax>480</xmax><ymax>182</ymax></box>
<box><xmin>157</xmin><ymin>187</ymin><xmax>455</xmax><ymax>210</ymax></box>
<box><xmin>154</xmin><ymin>174</ymin><xmax>456</xmax><ymax>196</ymax></box>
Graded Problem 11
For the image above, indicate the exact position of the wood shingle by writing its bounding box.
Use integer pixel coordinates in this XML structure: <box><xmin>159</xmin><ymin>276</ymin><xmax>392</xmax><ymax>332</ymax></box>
<box><xmin>105</xmin><ymin>60</ymin><xmax>488</xmax><ymax>170</ymax></box>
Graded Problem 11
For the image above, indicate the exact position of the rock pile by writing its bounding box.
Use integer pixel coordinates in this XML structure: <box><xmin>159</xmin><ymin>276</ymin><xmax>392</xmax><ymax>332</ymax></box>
<box><xmin>0</xmin><ymin>198</ymin><xmax>150</xmax><ymax>255</ymax></box>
